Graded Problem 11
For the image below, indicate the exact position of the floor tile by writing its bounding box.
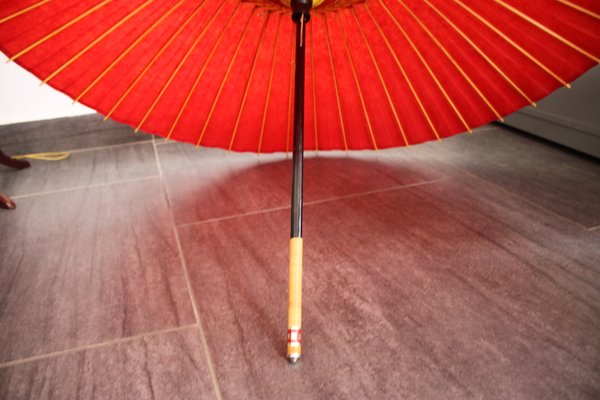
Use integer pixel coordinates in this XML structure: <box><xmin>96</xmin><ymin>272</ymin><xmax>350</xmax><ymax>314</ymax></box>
<box><xmin>156</xmin><ymin>142</ymin><xmax>446</xmax><ymax>226</ymax></box>
<box><xmin>0</xmin><ymin>178</ymin><xmax>195</xmax><ymax>363</ymax></box>
<box><xmin>0</xmin><ymin>327</ymin><xmax>217</xmax><ymax>400</ymax></box>
<box><xmin>178</xmin><ymin>175</ymin><xmax>600</xmax><ymax>400</ymax></box>
<box><xmin>0</xmin><ymin>114</ymin><xmax>152</xmax><ymax>155</ymax></box>
<box><xmin>1</xmin><ymin>115</ymin><xmax>597</xmax><ymax>399</ymax></box>
<box><xmin>1</xmin><ymin>142</ymin><xmax>158</xmax><ymax>197</ymax></box>
<box><xmin>398</xmin><ymin>125</ymin><xmax>600</xmax><ymax>228</ymax></box>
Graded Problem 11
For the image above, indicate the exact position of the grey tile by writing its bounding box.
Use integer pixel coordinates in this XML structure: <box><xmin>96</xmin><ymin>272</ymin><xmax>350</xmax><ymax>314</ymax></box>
<box><xmin>0</xmin><ymin>327</ymin><xmax>217</xmax><ymax>400</ymax></box>
<box><xmin>156</xmin><ymin>142</ymin><xmax>445</xmax><ymax>225</ymax></box>
<box><xmin>178</xmin><ymin>175</ymin><xmax>600</xmax><ymax>400</ymax></box>
<box><xmin>0</xmin><ymin>178</ymin><xmax>195</xmax><ymax>363</ymax></box>
<box><xmin>1</xmin><ymin>142</ymin><xmax>158</xmax><ymax>197</ymax></box>
<box><xmin>398</xmin><ymin>125</ymin><xmax>600</xmax><ymax>228</ymax></box>
<box><xmin>0</xmin><ymin>114</ymin><xmax>152</xmax><ymax>155</ymax></box>
<box><xmin>156</xmin><ymin>144</ymin><xmax>289</xmax><ymax>226</ymax></box>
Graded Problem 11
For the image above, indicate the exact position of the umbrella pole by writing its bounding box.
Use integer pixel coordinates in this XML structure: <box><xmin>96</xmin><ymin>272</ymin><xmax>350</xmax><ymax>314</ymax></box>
<box><xmin>287</xmin><ymin>0</ymin><xmax>311</xmax><ymax>365</ymax></box>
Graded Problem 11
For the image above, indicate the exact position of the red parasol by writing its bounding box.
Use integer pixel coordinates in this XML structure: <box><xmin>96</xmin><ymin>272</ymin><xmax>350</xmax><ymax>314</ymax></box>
<box><xmin>1</xmin><ymin>0</ymin><xmax>599</xmax><ymax>362</ymax></box>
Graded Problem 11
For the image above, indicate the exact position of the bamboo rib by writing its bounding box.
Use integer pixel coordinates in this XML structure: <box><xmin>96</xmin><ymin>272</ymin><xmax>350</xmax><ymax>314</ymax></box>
<box><xmin>337</xmin><ymin>12</ymin><xmax>378</xmax><ymax>149</ymax></box>
<box><xmin>494</xmin><ymin>0</ymin><xmax>600</xmax><ymax>63</ymax></box>
<box><xmin>229</xmin><ymin>12</ymin><xmax>271</xmax><ymax>151</ymax></box>
<box><xmin>9</xmin><ymin>0</ymin><xmax>113</xmax><ymax>62</ymax></box>
<box><xmin>75</xmin><ymin>0</ymin><xmax>185</xmax><ymax>103</ymax></box>
<box><xmin>323</xmin><ymin>14</ymin><xmax>348</xmax><ymax>151</ymax></box>
<box><xmin>424</xmin><ymin>0</ymin><xmax>536</xmax><ymax>107</ymax></box>
<box><xmin>310</xmin><ymin>23</ymin><xmax>319</xmax><ymax>152</ymax></box>
<box><xmin>379</xmin><ymin>0</ymin><xmax>472</xmax><ymax>133</ymax></box>
<box><xmin>352</xmin><ymin>8</ymin><xmax>404</xmax><ymax>147</ymax></box>
<box><xmin>398</xmin><ymin>0</ymin><xmax>503</xmax><ymax>121</ymax></box>
<box><xmin>105</xmin><ymin>1</ymin><xmax>207</xmax><ymax>120</ymax></box>
<box><xmin>166</xmin><ymin>2</ymin><xmax>239</xmax><ymax>139</ymax></box>
<box><xmin>453</xmin><ymin>0</ymin><xmax>571</xmax><ymax>88</ymax></box>
<box><xmin>197</xmin><ymin>7</ymin><xmax>258</xmax><ymax>146</ymax></box>
<box><xmin>0</xmin><ymin>0</ymin><xmax>52</xmax><ymax>25</ymax></box>
<box><xmin>363</xmin><ymin>2</ymin><xmax>440</xmax><ymax>141</ymax></box>
<box><xmin>286</xmin><ymin>27</ymin><xmax>295</xmax><ymax>154</ymax></box>
<box><xmin>257</xmin><ymin>13</ymin><xmax>283</xmax><ymax>153</ymax></box>
<box><xmin>556</xmin><ymin>0</ymin><xmax>600</xmax><ymax>20</ymax></box>
<box><xmin>137</xmin><ymin>1</ymin><xmax>231</xmax><ymax>132</ymax></box>
<box><xmin>43</xmin><ymin>0</ymin><xmax>154</xmax><ymax>85</ymax></box>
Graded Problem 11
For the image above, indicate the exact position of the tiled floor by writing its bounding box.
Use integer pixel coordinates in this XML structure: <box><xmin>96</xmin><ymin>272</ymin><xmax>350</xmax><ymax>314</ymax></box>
<box><xmin>1</xmin><ymin>115</ymin><xmax>599</xmax><ymax>399</ymax></box>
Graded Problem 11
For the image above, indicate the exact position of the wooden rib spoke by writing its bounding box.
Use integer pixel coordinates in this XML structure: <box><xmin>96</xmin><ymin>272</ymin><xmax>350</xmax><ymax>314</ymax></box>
<box><xmin>75</xmin><ymin>0</ymin><xmax>185</xmax><ymax>103</ymax></box>
<box><xmin>423</xmin><ymin>0</ymin><xmax>536</xmax><ymax>107</ymax></box>
<box><xmin>167</xmin><ymin>2</ymin><xmax>240</xmax><ymax>140</ymax></box>
<box><xmin>363</xmin><ymin>2</ymin><xmax>440</xmax><ymax>141</ymax></box>
<box><xmin>9</xmin><ymin>0</ymin><xmax>113</xmax><ymax>62</ymax></box>
<box><xmin>257</xmin><ymin>13</ymin><xmax>283</xmax><ymax>153</ymax></box>
<box><xmin>0</xmin><ymin>0</ymin><xmax>52</xmax><ymax>25</ymax></box>
<box><xmin>323</xmin><ymin>14</ymin><xmax>348</xmax><ymax>151</ymax></box>
<box><xmin>398</xmin><ymin>0</ymin><xmax>503</xmax><ymax>121</ymax></box>
<box><xmin>379</xmin><ymin>0</ymin><xmax>472</xmax><ymax>133</ymax></box>
<box><xmin>495</xmin><ymin>0</ymin><xmax>600</xmax><ymax>63</ymax></box>
<box><xmin>229</xmin><ymin>11</ymin><xmax>271</xmax><ymax>151</ymax></box>
<box><xmin>353</xmin><ymin>7</ymin><xmax>405</xmax><ymax>147</ymax></box>
<box><xmin>105</xmin><ymin>1</ymin><xmax>207</xmax><ymax>120</ymax></box>
<box><xmin>338</xmin><ymin>10</ymin><xmax>379</xmax><ymax>149</ymax></box>
<box><xmin>43</xmin><ymin>0</ymin><xmax>154</xmax><ymax>85</ymax></box>
<box><xmin>556</xmin><ymin>0</ymin><xmax>600</xmax><ymax>20</ymax></box>
<box><xmin>453</xmin><ymin>0</ymin><xmax>571</xmax><ymax>87</ymax></box>
<box><xmin>137</xmin><ymin>1</ymin><xmax>230</xmax><ymax>132</ymax></box>
<box><xmin>310</xmin><ymin>22</ymin><xmax>319</xmax><ymax>152</ymax></box>
<box><xmin>196</xmin><ymin>7</ymin><xmax>258</xmax><ymax>146</ymax></box>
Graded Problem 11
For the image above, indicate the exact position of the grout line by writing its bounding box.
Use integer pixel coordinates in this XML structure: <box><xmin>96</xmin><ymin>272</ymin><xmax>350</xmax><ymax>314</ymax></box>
<box><xmin>176</xmin><ymin>178</ymin><xmax>446</xmax><ymax>229</ymax></box>
<box><xmin>176</xmin><ymin>205</ymin><xmax>292</xmax><ymax>229</ymax></box>
<box><xmin>153</xmin><ymin>139</ymin><xmax>164</xmax><ymax>177</ymax></box>
<box><xmin>304</xmin><ymin>178</ymin><xmax>446</xmax><ymax>207</ymax></box>
<box><xmin>152</xmin><ymin>141</ymin><xmax>224</xmax><ymax>400</ymax></box>
<box><xmin>154</xmin><ymin>138</ymin><xmax>173</xmax><ymax>146</ymax></box>
<box><xmin>10</xmin><ymin>175</ymin><xmax>160</xmax><ymax>200</ymax></box>
<box><xmin>0</xmin><ymin>324</ymin><xmax>197</xmax><ymax>369</ymax></box>
<box><xmin>10</xmin><ymin>138</ymin><xmax>154</xmax><ymax>158</ymax></box>
<box><xmin>56</xmin><ymin>138</ymin><xmax>154</xmax><ymax>155</ymax></box>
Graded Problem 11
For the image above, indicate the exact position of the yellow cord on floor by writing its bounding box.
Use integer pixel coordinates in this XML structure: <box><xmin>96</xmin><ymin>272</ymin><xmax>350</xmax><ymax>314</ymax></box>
<box><xmin>12</xmin><ymin>152</ymin><xmax>70</xmax><ymax>161</ymax></box>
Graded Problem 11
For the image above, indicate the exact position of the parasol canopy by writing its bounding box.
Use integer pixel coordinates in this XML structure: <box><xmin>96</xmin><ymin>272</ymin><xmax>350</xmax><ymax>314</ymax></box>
<box><xmin>1</xmin><ymin>0</ymin><xmax>598</xmax><ymax>152</ymax></box>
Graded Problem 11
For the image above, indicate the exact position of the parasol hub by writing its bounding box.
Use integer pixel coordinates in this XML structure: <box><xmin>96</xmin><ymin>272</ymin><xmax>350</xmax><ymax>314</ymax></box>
<box><xmin>281</xmin><ymin>0</ymin><xmax>324</xmax><ymax>8</ymax></box>
<box><xmin>290</xmin><ymin>0</ymin><xmax>313</xmax><ymax>22</ymax></box>
<box><xmin>247</xmin><ymin>1</ymin><xmax>363</xmax><ymax>12</ymax></box>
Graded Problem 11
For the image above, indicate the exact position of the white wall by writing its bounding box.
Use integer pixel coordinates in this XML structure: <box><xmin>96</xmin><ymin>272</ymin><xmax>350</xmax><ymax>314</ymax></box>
<box><xmin>0</xmin><ymin>51</ymin><xmax>94</xmax><ymax>126</ymax></box>
<box><xmin>503</xmin><ymin>65</ymin><xmax>600</xmax><ymax>158</ymax></box>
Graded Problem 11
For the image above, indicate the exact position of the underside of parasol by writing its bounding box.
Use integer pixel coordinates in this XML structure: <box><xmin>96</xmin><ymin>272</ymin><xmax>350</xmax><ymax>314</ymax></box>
<box><xmin>1</xmin><ymin>0</ymin><xmax>598</xmax><ymax>152</ymax></box>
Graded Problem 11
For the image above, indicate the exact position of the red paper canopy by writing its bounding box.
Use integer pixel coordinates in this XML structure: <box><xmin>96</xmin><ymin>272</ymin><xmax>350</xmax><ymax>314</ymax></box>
<box><xmin>0</xmin><ymin>0</ymin><xmax>598</xmax><ymax>152</ymax></box>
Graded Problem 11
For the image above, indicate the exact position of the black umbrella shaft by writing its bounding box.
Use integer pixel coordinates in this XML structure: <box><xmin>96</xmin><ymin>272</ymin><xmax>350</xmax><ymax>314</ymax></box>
<box><xmin>291</xmin><ymin>13</ymin><xmax>307</xmax><ymax>239</ymax></box>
